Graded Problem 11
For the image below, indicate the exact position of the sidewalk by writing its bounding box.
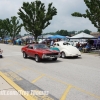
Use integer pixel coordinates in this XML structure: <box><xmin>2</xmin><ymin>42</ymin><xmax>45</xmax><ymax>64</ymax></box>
<box><xmin>91</xmin><ymin>49</ymin><xmax>100</xmax><ymax>53</ymax></box>
<box><xmin>91</xmin><ymin>49</ymin><xmax>100</xmax><ymax>55</ymax></box>
<box><xmin>0</xmin><ymin>72</ymin><xmax>35</xmax><ymax>100</ymax></box>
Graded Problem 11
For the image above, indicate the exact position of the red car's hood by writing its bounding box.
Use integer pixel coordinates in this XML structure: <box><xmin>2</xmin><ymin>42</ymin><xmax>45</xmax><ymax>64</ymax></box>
<box><xmin>35</xmin><ymin>49</ymin><xmax>58</xmax><ymax>54</ymax></box>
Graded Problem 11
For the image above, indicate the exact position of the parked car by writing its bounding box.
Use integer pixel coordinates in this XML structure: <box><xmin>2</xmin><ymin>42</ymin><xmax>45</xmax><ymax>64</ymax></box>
<box><xmin>50</xmin><ymin>47</ymin><xmax>60</xmax><ymax>52</ymax></box>
<box><xmin>53</xmin><ymin>41</ymin><xmax>81</xmax><ymax>58</ymax></box>
<box><xmin>21</xmin><ymin>44</ymin><xmax>60</xmax><ymax>62</ymax></box>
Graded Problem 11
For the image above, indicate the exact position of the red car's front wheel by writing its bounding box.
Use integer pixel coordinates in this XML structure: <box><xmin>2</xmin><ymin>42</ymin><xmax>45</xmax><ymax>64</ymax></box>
<box><xmin>35</xmin><ymin>55</ymin><xmax>41</xmax><ymax>62</ymax></box>
<box><xmin>23</xmin><ymin>52</ymin><xmax>27</xmax><ymax>58</ymax></box>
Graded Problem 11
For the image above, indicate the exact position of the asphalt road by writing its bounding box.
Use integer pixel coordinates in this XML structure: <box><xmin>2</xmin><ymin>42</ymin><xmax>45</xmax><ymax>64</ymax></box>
<box><xmin>0</xmin><ymin>44</ymin><xmax>100</xmax><ymax>100</ymax></box>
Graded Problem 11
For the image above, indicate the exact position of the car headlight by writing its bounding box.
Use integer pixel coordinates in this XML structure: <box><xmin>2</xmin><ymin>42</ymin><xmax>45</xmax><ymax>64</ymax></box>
<box><xmin>42</xmin><ymin>54</ymin><xmax>46</xmax><ymax>58</ymax></box>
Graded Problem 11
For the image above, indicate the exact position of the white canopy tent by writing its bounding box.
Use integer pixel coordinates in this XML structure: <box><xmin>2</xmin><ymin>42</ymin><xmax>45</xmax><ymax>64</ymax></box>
<box><xmin>70</xmin><ymin>32</ymin><xmax>95</xmax><ymax>39</ymax></box>
<box><xmin>22</xmin><ymin>35</ymin><xmax>34</xmax><ymax>40</ymax></box>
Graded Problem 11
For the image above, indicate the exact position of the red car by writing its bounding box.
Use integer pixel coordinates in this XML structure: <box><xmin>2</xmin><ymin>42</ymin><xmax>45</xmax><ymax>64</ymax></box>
<box><xmin>21</xmin><ymin>44</ymin><xmax>60</xmax><ymax>62</ymax></box>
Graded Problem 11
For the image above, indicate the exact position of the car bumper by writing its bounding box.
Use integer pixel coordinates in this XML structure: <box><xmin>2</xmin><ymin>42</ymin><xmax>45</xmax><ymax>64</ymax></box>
<box><xmin>67</xmin><ymin>54</ymin><xmax>81</xmax><ymax>57</ymax></box>
<box><xmin>42</xmin><ymin>54</ymin><xmax>60</xmax><ymax>59</ymax></box>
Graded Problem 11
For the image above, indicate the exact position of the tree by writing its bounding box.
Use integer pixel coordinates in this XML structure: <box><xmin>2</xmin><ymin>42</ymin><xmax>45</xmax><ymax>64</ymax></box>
<box><xmin>3</xmin><ymin>19</ymin><xmax>13</xmax><ymax>37</ymax></box>
<box><xmin>71</xmin><ymin>0</ymin><xmax>100</xmax><ymax>31</ymax></box>
<box><xmin>0</xmin><ymin>19</ymin><xmax>11</xmax><ymax>38</ymax></box>
<box><xmin>3</xmin><ymin>16</ymin><xmax>22</xmax><ymax>43</ymax></box>
<box><xmin>0</xmin><ymin>19</ymin><xmax>5</xmax><ymax>38</ymax></box>
<box><xmin>68</xmin><ymin>31</ymin><xmax>76</xmax><ymax>36</ymax></box>
<box><xmin>18</xmin><ymin>0</ymin><xmax>57</xmax><ymax>41</ymax></box>
<box><xmin>10</xmin><ymin>16</ymin><xmax>22</xmax><ymax>41</ymax></box>
<box><xmin>83</xmin><ymin>29</ymin><xmax>91</xmax><ymax>34</ymax></box>
<box><xmin>55</xmin><ymin>30</ymin><xmax>69</xmax><ymax>36</ymax></box>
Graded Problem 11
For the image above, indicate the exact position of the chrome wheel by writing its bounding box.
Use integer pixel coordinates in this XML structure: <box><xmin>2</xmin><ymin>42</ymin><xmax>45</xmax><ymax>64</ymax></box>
<box><xmin>61</xmin><ymin>52</ymin><xmax>66</xmax><ymax>58</ymax></box>
<box><xmin>35</xmin><ymin>55</ymin><xmax>40</xmax><ymax>62</ymax></box>
<box><xmin>23</xmin><ymin>52</ymin><xmax>27</xmax><ymax>58</ymax></box>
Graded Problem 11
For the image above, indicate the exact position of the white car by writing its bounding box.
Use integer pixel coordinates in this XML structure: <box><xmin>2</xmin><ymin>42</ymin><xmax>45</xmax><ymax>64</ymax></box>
<box><xmin>53</xmin><ymin>41</ymin><xmax>81</xmax><ymax>58</ymax></box>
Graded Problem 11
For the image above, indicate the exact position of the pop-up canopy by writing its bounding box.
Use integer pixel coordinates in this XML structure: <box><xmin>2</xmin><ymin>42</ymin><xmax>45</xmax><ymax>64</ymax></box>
<box><xmin>70</xmin><ymin>32</ymin><xmax>95</xmax><ymax>39</ymax></box>
<box><xmin>48</xmin><ymin>35</ymin><xmax>66</xmax><ymax>39</ymax></box>
<box><xmin>38</xmin><ymin>34</ymin><xmax>53</xmax><ymax>39</ymax></box>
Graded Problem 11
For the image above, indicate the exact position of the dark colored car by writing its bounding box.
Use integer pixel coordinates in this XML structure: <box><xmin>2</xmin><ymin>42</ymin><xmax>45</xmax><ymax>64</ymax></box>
<box><xmin>21</xmin><ymin>44</ymin><xmax>60</xmax><ymax>62</ymax></box>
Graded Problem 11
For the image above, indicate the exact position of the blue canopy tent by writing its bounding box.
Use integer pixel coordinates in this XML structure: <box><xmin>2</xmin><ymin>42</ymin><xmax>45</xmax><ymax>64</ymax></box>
<box><xmin>4</xmin><ymin>37</ymin><xmax>11</xmax><ymax>41</ymax></box>
<box><xmin>16</xmin><ymin>38</ymin><xmax>21</xmax><ymax>42</ymax></box>
<box><xmin>38</xmin><ymin>34</ymin><xmax>53</xmax><ymax>39</ymax></box>
<box><xmin>3</xmin><ymin>37</ymin><xmax>11</xmax><ymax>44</ymax></box>
<box><xmin>48</xmin><ymin>35</ymin><xmax>67</xmax><ymax>40</ymax></box>
<box><xmin>16</xmin><ymin>38</ymin><xmax>22</xmax><ymax>45</ymax></box>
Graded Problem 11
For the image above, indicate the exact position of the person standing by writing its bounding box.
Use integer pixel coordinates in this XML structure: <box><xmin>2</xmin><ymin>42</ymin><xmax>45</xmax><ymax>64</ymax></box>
<box><xmin>0</xmin><ymin>49</ymin><xmax>3</xmax><ymax>58</ymax></box>
<box><xmin>50</xmin><ymin>40</ymin><xmax>54</xmax><ymax>46</ymax></box>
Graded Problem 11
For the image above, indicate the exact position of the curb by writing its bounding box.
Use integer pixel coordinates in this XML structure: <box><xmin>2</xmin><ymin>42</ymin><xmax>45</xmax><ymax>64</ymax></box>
<box><xmin>0</xmin><ymin>71</ymin><xmax>36</xmax><ymax>100</ymax></box>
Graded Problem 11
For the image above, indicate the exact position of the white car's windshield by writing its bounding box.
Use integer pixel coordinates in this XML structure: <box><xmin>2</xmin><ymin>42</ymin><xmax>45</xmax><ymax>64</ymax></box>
<box><xmin>63</xmin><ymin>42</ymin><xmax>70</xmax><ymax>45</ymax></box>
<box><xmin>34</xmin><ymin>44</ymin><xmax>49</xmax><ymax>49</ymax></box>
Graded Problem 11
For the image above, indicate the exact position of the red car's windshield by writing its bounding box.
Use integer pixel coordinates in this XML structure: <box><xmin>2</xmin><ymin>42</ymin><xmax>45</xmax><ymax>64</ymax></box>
<box><xmin>34</xmin><ymin>44</ymin><xmax>49</xmax><ymax>49</ymax></box>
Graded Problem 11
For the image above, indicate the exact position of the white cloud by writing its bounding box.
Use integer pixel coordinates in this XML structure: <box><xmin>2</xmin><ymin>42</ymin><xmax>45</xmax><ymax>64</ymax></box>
<box><xmin>0</xmin><ymin>0</ymin><xmax>97</xmax><ymax>35</ymax></box>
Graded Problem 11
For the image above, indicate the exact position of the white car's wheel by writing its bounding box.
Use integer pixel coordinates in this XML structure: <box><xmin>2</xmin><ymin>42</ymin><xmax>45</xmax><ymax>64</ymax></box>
<box><xmin>61</xmin><ymin>52</ymin><xmax>66</xmax><ymax>58</ymax></box>
<box><xmin>23</xmin><ymin>52</ymin><xmax>27</xmax><ymax>58</ymax></box>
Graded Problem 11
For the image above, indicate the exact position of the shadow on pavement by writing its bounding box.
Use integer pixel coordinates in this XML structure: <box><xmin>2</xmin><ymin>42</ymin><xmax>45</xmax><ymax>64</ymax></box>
<box><xmin>63</xmin><ymin>56</ymin><xmax>82</xmax><ymax>60</ymax></box>
<box><xmin>27</xmin><ymin>57</ymin><xmax>62</xmax><ymax>63</ymax></box>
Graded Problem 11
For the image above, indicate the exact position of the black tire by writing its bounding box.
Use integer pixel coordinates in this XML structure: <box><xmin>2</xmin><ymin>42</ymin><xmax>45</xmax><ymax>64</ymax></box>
<box><xmin>0</xmin><ymin>55</ymin><xmax>2</xmax><ymax>58</ymax></box>
<box><xmin>23</xmin><ymin>52</ymin><xmax>27</xmax><ymax>58</ymax></box>
<box><xmin>52</xmin><ymin>57</ymin><xmax>57</xmax><ymax>61</ymax></box>
<box><xmin>35</xmin><ymin>55</ymin><xmax>41</xmax><ymax>62</ymax></box>
<box><xmin>74</xmin><ymin>56</ymin><xmax>78</xmax><ymax>58</ymax></box>
<box><xmin>61</xmin><ymin>52</ymin><xmax>66</xmax><ymax>58</ymax></box>
<box><xmin>59</xmin><ymin>53</ymin><xmax>62</xmax><ymax>58</ymax></box>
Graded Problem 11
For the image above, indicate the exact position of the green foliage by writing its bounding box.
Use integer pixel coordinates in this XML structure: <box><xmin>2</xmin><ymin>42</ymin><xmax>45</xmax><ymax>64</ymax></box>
<box><xmin>44</xmin><ymin>29</ymin><xmax>91</xmax><ymax>36</ymax></box>
<box><xmin>18</xmin><ymin>0</ymin><xmax>57</xmax><ymax>41</ymax></box>
<box><xmin>0</xmin><ymin>16</ymin><xmax>22</xmax><ymax>43</ymax></box>
<box><xmin>3</xmin><ymin>16</ymin><xmax>22</xmax><ymax>41</ymax></box>
<box><xmin>0</xmin><ymin>19</ymin><xmax>5</xmax><ymax>38</ymax></box>
<box><xmin>44</xmin><ymin>30</ymin><xmax>72</xmax><ymax>36</ymax></box>
<box><xmin>3</xmin><ymin>18</ymin><xmax>13</xmax><ymax>37</ymax></box>
<box><xmin>10</xmin><ymin>16</ymin><xmax>22</xmax><ymax>39</ymax></box>
<box><xmin>72</xmin><ymin>0</ymin><xmax>100</xmax><ymax>31</ymax></box>
<box><xmin>55</xmin><ymin>30</ymin><xmax>69</xmax><ymax>36</ymax></box>
<box><xmin>83</xmin><ymin>29</ymin><xmax>91</xmax><ymax>34</ymax></box>
<box><xmin>0</xmin><ymin>19</ymin><xmax>12</xmax><ymax>38</ymax></box>
<box><xmin>77</xmin><ymin>29</ymin><xmax>91</xmax><ymax>34</ymax></box>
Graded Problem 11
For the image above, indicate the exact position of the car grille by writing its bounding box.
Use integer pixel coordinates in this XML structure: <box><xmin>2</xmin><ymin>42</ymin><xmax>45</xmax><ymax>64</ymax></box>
<box><xmin>46</xmin><ymin>53</ymin><xmax>58</xmax><ymax>56</ymax></box>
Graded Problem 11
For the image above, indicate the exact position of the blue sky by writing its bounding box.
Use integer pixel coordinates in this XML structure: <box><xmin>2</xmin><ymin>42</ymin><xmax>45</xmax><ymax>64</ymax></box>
<box><xmin>0</xmin><ymin>0</ymin><xmax>97</xmax><ymax>35</ymax></box>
